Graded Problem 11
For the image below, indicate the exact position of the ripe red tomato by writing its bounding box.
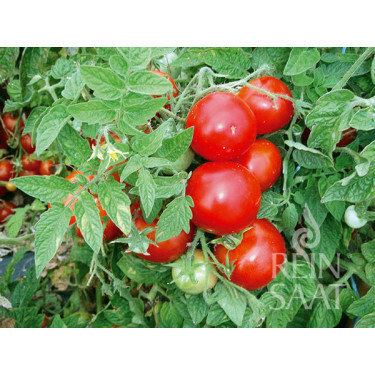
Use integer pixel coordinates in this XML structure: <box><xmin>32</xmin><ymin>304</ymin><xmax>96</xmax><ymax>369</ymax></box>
<box><xmin>214</xmin><ymin>219</ymin><xmax>286</xmax><ymax>290</ymax></box>
<box><xmin>0</xmin><ymin>201</ymin><xmax>16</xmax><ymax>224</ymax></box>
<box><xmin>21</xmin><ymin>154</ymin><xmax>41</xmax><ymax>172</ymax></box>
<box><xmin>151</xmin><ymin>70</ymin><xmax>178</xmax><ymax>99</ymax></box>
<box><xmin>186</xmin><ymin>161</ymin><xmax>261</xmax><ymax>235</ymax></box>
<box><xmin>20</xmin><ymin>133</ymin><xmax>36</xmax><ymax>154</ymax></box>
<box><xmin>0</xmin><ymin>126</ymin><xmax>9</xmax><ymax>144</ymax></box>
<box><xmin>0</xmin><ymin>160</ymin><xmax>15</xmax><ymax>181</ymax></box>
<box><xmin>19</xmin><ymin>170</ymin><xmax>38</xmax><ymax>177</ymax></box>
<box><xmin>238</xmin><ymin>76</ymin><xmax>294</xmax><ymax>135</ymax></box>
<box><xmin>2</xmin><ymin>112</ymin><xmax>24</xmax><ymax>133</ymax></box>
<box><xmin>76</xmin><ymin>196</ymin><xmax>122</xmax><ymax>242</ymax></box>
<box><xmin>186</xmin><ymin>92</ymin><xmax>257</xmax><ymax>161</ymax></box>
<box><xmin>134</xmin><ymin>216</ymin><xmax>195</xmax><ymax>263</ymax></box>
<box><xmin>0</xmin><ymin>141</ymin><xmax>7</xmax><ymax>150</ymax></box>
<box><xmin>39</xmin><ymin>160</ymin><xmax>58</xmax><ymax>175</ymax></box>
<box><xmin>233</xmin><ymin>139</ymin><xmax>282</xmax><ymax>192</ymax></box>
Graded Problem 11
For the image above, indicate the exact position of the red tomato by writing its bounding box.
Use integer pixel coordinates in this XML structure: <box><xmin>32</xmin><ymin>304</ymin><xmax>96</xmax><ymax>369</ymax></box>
<box><xmin>19</xmin><ymin>170</ymin><xmax>39</xmax><ymax>177</ymax></box>
<box><xmin>21</xmin><ymin>154</ymin><xmax>41</xmax><ymax>172</ymax></box>
<box><xmin>186</xmin><ymin>92</ymin><xmax>257</xmax><ymax>161</ymax></box>
<box><xmin>0</xmin><ymin>160</ymin><xmax>15</xmax><ymax>181</ymax></box>
<box><xmin>150</xmin><ymin>70</ymin><xmax>178</xmax><ymax>100</ymax></box>
<box><xmin>238</xmin><ymin>76</ymin><xmax>294</xmax><ymax>135</ymax></box>
<box><xmin>233</xmin><ymin>139</ymin><xmax>282</xmax><ymax>192</ymax></box>
<box><xmin>186</xmin><ymin>161</ymin><xmax>261</xmax><ymax>235</ymax></box>
<box><xmin>0</xmin><ymin>126</ymin><xmax>9</xmax><ymax>144</ymax></box>
<box><xmin>39</xmin><ymin>160</ymin><xmax>58</xmax><ymax>175</ymax></box>
<box><xmin>337</xmin><ymin>127</ymin><xmax>357</xmax><ymax>147</ymax></box>
<box><xmin>214</xmin><ymin>219</ymin><xmax>286</xmax><ymax>290</ymax></box>
<box><xmin>134</xmin><ymin>216</ymin><xmax>195</xmax><ymax>263</ymax></box>
<box><xmin>2</xmin><ymin>112</ymin><xmax>24</xmax><ymax>133</ymax></box>
<box><xmin>0</xmin><ymin>201</ymin><xmax>16</xmax><ymax>224</ymax></box>
<box><xmin>20</xmin><ymin>133</ymin><xmax>36</xmax><ymax>154</ymax></box>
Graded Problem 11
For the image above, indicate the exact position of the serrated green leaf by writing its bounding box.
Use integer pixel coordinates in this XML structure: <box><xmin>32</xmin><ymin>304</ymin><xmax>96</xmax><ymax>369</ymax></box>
<box><xmin>35</xmin><ymin>204</ymin><xmax>73</xmax><ymax>278</ymax></box>
<box><xmin>128</xmin><ymin>71</ymin><xmax>172</xmax><ymax>95</ymax></box>
<box><xmin>68</xmin><ymin>100</ymin><xmax>117</xmax><ymax>124</ymax></box>
<box><xmin>98</xmin><ymin>179</ymin><xmax>131</xmax><ymax>235</ymax></box>
<box><xmin>155</xmin><ymin>196</ymin><xmax>194</xmax><ymax>242</ymax></box>
<box><xmin>6</xmin><ymin>207</ymin><xmax>27</xmax><ymax>238</ymax></box>
<box><xmin>0</xmin><ymin>47</ymin><xmax>19</xmax><ymax>83</ymax></box>
<box><xmin>12</xmin><ymin>175</ymin><xmax>78</xmax><ymax>203</ymax></box>
<box><xmin>136</xmin><ymin>169</ymin><xmax>156</xmax><ymax>217</ymax></box>
<box><xmin>62</xmin><ymin>71</ymin><xmax>85</xmax><ymax>100</ymax></box>
<box><xmin>74</xmin><ymin>192</ymin><xmax>103</xmax><ymax>253</ymax></box>
<box><xmin>284</xmin><ymin>48</ymin><xmax>320</xmax><ymax>76</ymax></box>
<box><xmin>36</xmin><ymin>105</ymin><xmax>71</xmax><ymax>155</ymax></box>
<box><xmin>80</xmin><ymin>65</ymin><xmax>126</xmax><ymax>100</ymax></box>
<box><xmin>157</xmin><ymin>127</ymin><xmax>194</xmax><ymax>162</ymax></box>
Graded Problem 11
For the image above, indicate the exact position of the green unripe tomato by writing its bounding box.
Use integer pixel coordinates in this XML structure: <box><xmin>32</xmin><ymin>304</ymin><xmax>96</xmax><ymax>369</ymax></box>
<box><xmin>172</xmin><ymin>249</ymin><xmax>218</xmax><ymax>295</ymax></box>
<box><xmin>154</xmin><ymin>52</ymin><xmax>181</xmax><ymax>77</ymax></box>
<box><xmin>344</xmin><ymin>205</ymin><xmax>367</xmax><ymax>229</ymax></box>
<box><xmin>163</xmin><ymin>148</ymin><xmax>194</xmax><ymax>175</ymax></box>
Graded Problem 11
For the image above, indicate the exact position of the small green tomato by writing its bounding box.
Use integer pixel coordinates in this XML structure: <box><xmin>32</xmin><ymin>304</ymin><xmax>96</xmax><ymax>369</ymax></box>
<box><xmin>163</xmin><ymin>148</ymin><xmax>194</xmax><ymax>175</ymax></box>
<box><xmin>344</xmin><ymin>205</ymin><xmax>367</xmax><ymax>229</ymax></box>
<box><xmin>172</xmin><ymin>249</ymin><xmax>218</xmax><ymax>295</ymax></box>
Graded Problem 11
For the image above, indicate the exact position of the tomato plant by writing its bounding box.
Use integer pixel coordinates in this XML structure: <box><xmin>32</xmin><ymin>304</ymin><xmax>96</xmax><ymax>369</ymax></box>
<box><xmin>186</xmin><ymin>161</ymin><xmax>261</xmax><ymax>235</ymax></box>
<box><xmin>214</xmin><ymin>219</ymin><xmax>286</xmax><ymax>290</ymax></box>
<box><xmin>1</xmin><ymin>47</ymin><xmax>375</xmax><ymax>329</ymax></box>
<box><xmin>238</xmin><ymin>76</ymin><xmax>294</xmax><ymax>134</ymax></box>
<box><xmin>186</xmin><ymin>92</ymin><xmax>257</xmax><ymax>161</ymax></box>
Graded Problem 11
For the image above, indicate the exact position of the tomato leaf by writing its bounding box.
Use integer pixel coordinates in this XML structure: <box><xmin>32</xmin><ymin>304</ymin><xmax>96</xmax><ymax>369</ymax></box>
<box><xmin>155</xmin><ymin>196</ymin><xmax>194</xmax><ymax>243</ymax></box>
<box><xmin>157</xmin><ymin>127</ymin><xmax>194</xmax><ymax>162</ymax></box>
<box><xmin>74</xmin><ymin>192</ymin><xmax>103</xmax><ymax>253</ymax></box>
<box><xmin>98</xmin><ymin>179</ymin><xmax>132</xmax><ymax>235</ymax></box>
<box><xmin>34</xmin><ymin>204</ymin><xmax>73</xmax><ymax>278</ymax></box>
<box><xmin>11</xmin><ymin>175</ymin><xmax>78</xmax><ymax>203</ymax></box>
<box><xmin>68</xmin><ymin>100</ymin><xmax>117</xmax><ymax>124</ymax></box>
<box><xmin>128</xmin><ymin>71</ymin><xmax>172</xmax><ymax>95</ymax></box>
<box><xmin>284</xmin><ymin>48</ymin><xmax>320</xmax><ymax>76</ymax></box>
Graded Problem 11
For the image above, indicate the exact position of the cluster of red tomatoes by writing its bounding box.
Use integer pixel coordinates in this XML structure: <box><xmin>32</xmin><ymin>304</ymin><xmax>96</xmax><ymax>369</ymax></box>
<box><xmin>0</xmin><ymin>112</ymin><xmax>58</xmax><ymax>224</ymax></box>
<box><xmin>127</xmin><ymin>76</ymin><xmax>293</xmax><ymax>293</ymax></box>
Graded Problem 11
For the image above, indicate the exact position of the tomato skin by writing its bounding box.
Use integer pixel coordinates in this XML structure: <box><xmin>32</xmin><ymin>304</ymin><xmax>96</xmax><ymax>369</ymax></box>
<box><xmin>2</xmin><ymin>112</ymin><xmax>24</xmax><ymax>133</ymax></box>
<box><xmin>0</xmin><ymin>187</ymin><xmax>6</xmax><ymax>198</ymax></box>
<box><xmin>214</xmin><ymin>219</ymin><xmax>286</xmax><ymax>290</ymax></box>
<box><xmin>150</xmin><ymin>70</ymin><xmax>179</xmax><ymax>99</ymax></box>
<box><xmin>0</xmin><ymin>160</ymin><xmax>15</xmax><ymax>181</ymax></box>
<box><xmin>21</xmin><ymin>154</ymin><xmax>41</xmax><ymax>172</ymax></box>
<box><xmin>0</xmin><ymin>201</ymin><xmax>16</xmax><ymax>224</ymax></box>
<box><xmin>39</xmin><ymin>160</ymin><xmax>57</xmax><ymax>175</ymax></box>
<box><xmin>186</xmin><ymin>161</ymin><xmax>261</xmax><ymax>235</ymax></box>
<box><xmin>238</xmin><ymin>76</ymin><xmax>294</xmax><ymax>135</ymax></box>
<box><xmin>0</xmin><ymin>127</ymin><xmax>9</xmax><ymax>144</ymax></box>
<box><xmin>186</xmin><ymin>92</ymin><xmax>257</xmax><ymax>161</ymax></box>
<box><xmin>5</xmin><ymin>182</ymin><xmax>17</xmax><ymax>192</ymax></box>
<box><xmin>20</xmin><ymin>133</ymin><xmax>36</xmax><ymax>154</ymax></box>
<box><xmin>233</xmin><ymin>139</ymin><xmax>282</xmax><ymax>192</ymax></box>
<box><xmin>134</xmin><ymin>216</ymin><xmax>195</xmax><ymax>263</ymax></box>
<box><xmin>0</xmin><ymin>141</ymin><xmax>7</xmax><ymax>150</ymax></box>
<box><xmin>172</xmin><ymin>249</ymin><xmax>218</xmax><ymax>294</ymax></box>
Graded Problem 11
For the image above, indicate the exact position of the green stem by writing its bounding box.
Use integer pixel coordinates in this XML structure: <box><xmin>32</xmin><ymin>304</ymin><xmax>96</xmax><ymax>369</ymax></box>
<box><xmin>96</xmin><ymin>284</ymin><xmax>103</xmax><ymax>312</ymax></box>
<box><xmin>0</xmin><ymin>234</ymin><xmax>34</xmax><ymax>245</ymax></box>
<box><xmin>333</xmin><ymin>47</ymin><xmax>375</xmax><ymax>90</ymax></box>
<box><xmin>159</xmin><ymin>107</ymin><xmax>185</xmax><ymax>122</ymax></box>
